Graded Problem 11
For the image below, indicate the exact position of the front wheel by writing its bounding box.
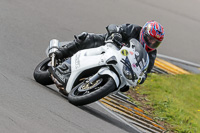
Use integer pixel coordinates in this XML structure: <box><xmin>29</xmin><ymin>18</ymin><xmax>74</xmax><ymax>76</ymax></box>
<box><xmin>68</xmin><ymin>76</ymin><xmax>116</xmax><ymax>106</ymax></box>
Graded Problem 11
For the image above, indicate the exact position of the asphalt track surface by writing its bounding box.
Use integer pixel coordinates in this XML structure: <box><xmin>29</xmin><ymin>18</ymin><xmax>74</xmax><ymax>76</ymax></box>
<box><xmin>0</xmin><ymin>0</ymin><xmax>199</xmax><ymax>133</ymax></box>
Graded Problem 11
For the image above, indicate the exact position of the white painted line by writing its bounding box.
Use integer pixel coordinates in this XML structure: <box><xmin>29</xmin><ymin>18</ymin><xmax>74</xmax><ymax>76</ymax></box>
<box><xmin>157</xmin><ymin>54</ymin><xmax>200</xmax><ymax>68</ymax></box>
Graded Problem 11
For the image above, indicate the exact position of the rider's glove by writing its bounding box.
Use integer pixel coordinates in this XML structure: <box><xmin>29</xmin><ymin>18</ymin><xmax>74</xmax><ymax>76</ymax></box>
<box><xmin>106</xmin><ymin>24</ymin><xmax>123</xmax><ymax>42</ymax></box>
<box><xmin>111</xmin><ymin>33</ymin><xmax>122</xmax><ymax>42</ymax></box>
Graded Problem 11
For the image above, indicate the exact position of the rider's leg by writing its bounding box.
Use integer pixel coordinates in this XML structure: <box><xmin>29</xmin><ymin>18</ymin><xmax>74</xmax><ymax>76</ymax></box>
<box><xmin>56</xmin><ymin>32</ymin><xmax>106</xmax><ymax>59</ymax></box>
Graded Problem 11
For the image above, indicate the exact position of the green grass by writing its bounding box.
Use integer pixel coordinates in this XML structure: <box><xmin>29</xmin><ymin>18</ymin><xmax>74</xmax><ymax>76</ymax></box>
<box><xmin>130</xmin><ymin>73</ymin><xmax>200</xmax><ymax>132</ymax></box>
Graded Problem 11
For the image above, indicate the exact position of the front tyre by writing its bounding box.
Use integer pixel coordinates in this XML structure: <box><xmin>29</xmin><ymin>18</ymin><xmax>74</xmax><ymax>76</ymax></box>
<box><xmin>33</xmin><ymin>58</ymin><xmax>54</xmax><ymax>85</ymax></box>
<box><xmin>68</xmin><ymin>76</ymin><xmax>116</xmax><ymax>106</ymax></box>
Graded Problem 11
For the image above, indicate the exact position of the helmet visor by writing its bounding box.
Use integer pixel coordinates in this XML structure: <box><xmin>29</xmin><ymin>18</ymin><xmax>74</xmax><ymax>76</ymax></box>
<box><xmin>144</xmin><ymin>31</ymin><xmax>161</xmax><ymax>49</ymax></box>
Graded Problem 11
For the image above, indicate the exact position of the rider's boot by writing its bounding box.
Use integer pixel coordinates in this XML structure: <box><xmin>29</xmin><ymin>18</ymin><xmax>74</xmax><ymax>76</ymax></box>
<box><xmin>55</xmin><ymin>32</ymin><xmax>88</xmax><ymax>59</ymax></box>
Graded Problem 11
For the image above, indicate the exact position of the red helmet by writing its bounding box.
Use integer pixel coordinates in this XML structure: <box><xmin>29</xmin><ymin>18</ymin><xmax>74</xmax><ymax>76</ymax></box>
<box><xmin>140</xmin><ymin>20</ymin><xmax>165</xmax><ymax>52</ymax></box>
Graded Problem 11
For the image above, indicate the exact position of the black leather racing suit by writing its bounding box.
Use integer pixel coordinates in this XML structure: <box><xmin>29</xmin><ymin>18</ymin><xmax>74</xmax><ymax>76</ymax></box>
<box><xmin>58</xmin><ymin>24</ymin><xmax>157</xmax><ymax>73</ymax></box>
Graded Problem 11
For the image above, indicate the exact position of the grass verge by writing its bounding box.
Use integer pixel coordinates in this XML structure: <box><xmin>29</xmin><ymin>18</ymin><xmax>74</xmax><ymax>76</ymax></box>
<box><xmin>125</xmin><ymin>73</ymin><xmax>200</xmax><ymax>132</ymax></box>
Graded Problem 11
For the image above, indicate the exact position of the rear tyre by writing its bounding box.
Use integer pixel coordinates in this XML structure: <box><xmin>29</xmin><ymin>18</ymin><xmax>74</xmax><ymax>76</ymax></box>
<box><xmin>33</xmin><ymin>58</ymin><xmax>54</xmax><ymax>85</ymax></box>
<box><xmin>68</xmin><ymin>76</ymin><xmax>116</xmax><ymax>106</ymax></box>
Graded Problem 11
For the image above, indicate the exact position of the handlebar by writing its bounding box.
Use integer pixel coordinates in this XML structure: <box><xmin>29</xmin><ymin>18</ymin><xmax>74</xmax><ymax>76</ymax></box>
<box><xmin>105</xmin><ymin>39</ymin><xmax>124</xmax><ymax>49</ymax></box>
<box><xmin>112</xmin><ymin>39</ymin><xmax>123</xmax><ymax>47</ymax></box>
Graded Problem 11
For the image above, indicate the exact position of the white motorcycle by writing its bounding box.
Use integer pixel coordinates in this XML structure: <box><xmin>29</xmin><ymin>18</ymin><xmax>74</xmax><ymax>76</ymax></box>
<box><xmin>33</xmin><ymin>39</ymin><xmax>149</xmax><ymax>106</ymax></box>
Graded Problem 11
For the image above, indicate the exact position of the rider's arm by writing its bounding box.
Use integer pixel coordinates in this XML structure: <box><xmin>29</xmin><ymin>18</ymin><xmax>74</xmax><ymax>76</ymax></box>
<box><xmin>54</xmin><ymin>33</ymin><xmax>106</xmax><ymax>59</ymax></box>
<box><xmin>105</xmin><ymin>24</ymin><xmax>123</xmax><ymax>43</ymax></box>
<box><xmin>106</xmin><ymin>24</ymin><xmax>142</xmax><ymax>42</ymax></box>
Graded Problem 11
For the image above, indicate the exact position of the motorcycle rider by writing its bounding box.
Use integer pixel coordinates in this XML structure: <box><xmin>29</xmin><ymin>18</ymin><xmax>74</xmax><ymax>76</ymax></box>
<box><xmin>50</xmin><ymin>20</ymin><xmax>165</xmax><ymax>93</ymax></box>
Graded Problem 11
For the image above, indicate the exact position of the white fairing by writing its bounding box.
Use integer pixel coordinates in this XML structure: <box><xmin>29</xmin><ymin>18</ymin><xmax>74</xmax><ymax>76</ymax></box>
<box><xmin>64</xmin><ymin>39</ymin><xmax>149</xmax><ymax>93</ymax></box>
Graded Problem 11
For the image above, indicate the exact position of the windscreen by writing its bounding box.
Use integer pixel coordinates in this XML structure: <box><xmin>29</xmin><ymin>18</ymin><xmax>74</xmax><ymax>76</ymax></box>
<box><xmin>129</xmin><ymin>39</ymin><xmax>149</xmax><ymax>72</ymax></box>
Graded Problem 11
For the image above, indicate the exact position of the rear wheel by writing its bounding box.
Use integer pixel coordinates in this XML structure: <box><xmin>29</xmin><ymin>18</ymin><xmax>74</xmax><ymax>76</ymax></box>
<box><xmin>33</xmin><ymin>58</ymin><xmax>54</xmax><ymax>85</ymax></box>
<box><xmin>68</xmin><ymin>76</ymin><xmax>116</xmax><ymax>106</ymax></box>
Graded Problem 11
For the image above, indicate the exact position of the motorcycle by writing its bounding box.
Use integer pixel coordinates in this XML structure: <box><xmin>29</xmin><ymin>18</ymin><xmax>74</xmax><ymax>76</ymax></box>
<box><xmin>33</xmin><ymin>38</ymin><xmax>149</xmax><ymax>106</ymax></box>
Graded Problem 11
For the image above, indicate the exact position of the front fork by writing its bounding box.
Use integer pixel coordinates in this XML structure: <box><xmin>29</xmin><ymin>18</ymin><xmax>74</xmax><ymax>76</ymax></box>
<box><xmin>87</xmin><ymin>67</ymin><xmax>120</xmax><ymax>88</ymax></box>
<box><xmin>48</xmin><ymin>39</ymin><xmax>59</xmax><ymax>67</ymax></box>
<box><xmin>50</xmin><ymin>53</ymin><xmax>56</xmax><ymax>67</ymax></box>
